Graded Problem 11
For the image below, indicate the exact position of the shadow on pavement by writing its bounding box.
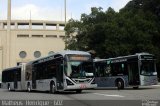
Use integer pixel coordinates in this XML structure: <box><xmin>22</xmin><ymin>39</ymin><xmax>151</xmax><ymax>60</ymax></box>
<box><xmin>0</xmin><ymin>89</ymin><xmax>92</xmax><ymax>95</ymax></box>
<box><xmin>92</xmin><ymin>87</ymin><xmax>158</xmax><ymax>90</ymax></box>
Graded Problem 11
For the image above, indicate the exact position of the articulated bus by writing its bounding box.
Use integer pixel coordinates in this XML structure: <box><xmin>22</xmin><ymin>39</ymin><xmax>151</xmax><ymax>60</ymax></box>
<box><xmin>2</xmin><ymin>51</ymin><xmax>97</xmax><ymax>93</ymax></box>
<box><xmin>94</xmin><ymin>53</ymin><xmax>158</xmax><ymax>89</ymax></box>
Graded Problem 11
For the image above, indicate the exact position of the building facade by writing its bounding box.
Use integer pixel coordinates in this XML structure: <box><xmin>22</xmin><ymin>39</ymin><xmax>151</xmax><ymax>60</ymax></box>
<box><xmin>0</xmin><ymin>0</ymin><xmax>66</xmax><ymax>81</ymax></box>
<box><xmin>0</xmin><ymin>20</ymin><xmax>66</xmax><ymax>76</ymax></box>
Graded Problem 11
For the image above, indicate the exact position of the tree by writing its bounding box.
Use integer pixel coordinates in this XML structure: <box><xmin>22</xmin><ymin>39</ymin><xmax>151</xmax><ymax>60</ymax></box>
<box><xmin>64</xmin><ymin>1</ymin><xmax>160</xmax><ymax>80</ymax></box>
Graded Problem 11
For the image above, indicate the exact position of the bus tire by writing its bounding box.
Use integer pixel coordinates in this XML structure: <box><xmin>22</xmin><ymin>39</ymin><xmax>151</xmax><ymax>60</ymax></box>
<box><xmin>76</xmin><ymin>90</ymin><xmax>82</xmax><ymax>93</ymax></box>
<box><xmin>27</xmin><ymin>83</ymin><xmax>31</xmax><ymax>92</ymax></box>
<box><xmin>50</xmin><ymin>82</ymin><xmax>56</xmax><ymax>94</ymax></box>
<box><xmin>116</xmin><ymin>79</ymin><xmax>124</xmax><ymax>90</ymax></box>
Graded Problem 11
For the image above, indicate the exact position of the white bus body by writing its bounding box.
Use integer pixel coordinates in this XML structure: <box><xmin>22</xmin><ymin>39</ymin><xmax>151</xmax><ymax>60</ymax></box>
<box><xmin>94</xmin><ymin>53</ymin><xmax>158</xmax><ymax>89</ymax></box>
<box><xmin>2</xmin><ymin>51</ymin><xmax>97</xmax><ymax>93</ymax></box>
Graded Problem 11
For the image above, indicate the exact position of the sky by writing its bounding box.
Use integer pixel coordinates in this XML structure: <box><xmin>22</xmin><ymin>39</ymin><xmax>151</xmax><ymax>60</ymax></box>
<box><xmin>0</xmin><ymin>0</ymin><xmax>131</xmax><ymax>21</ymax></box>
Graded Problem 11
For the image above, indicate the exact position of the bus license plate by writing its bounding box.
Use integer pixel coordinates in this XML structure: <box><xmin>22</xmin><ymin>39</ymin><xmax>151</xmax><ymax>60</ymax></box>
<box><xmin>80</xmin><ymin>84</ymin><xmax>87</xmax><ymax>89</ymax></box>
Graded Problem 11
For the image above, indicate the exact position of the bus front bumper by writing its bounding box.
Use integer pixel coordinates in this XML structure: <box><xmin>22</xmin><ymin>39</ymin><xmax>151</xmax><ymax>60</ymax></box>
<box><xmin>65</xmin><ymin>83</ymin><xmax>97</xmax><ymax>90</ymax></box>
<box><xmin>140</xmin><ymin>75</ymin><xmax>158</xmax><ymax>86</ymax></box>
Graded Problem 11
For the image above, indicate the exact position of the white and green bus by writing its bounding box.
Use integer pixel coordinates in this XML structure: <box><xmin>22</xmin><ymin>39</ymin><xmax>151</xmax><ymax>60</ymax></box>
<box><xmin>94</xmin><ymin>53</ymin><xmax>158</xmax><ymax>89</ymax></box>
<box><xmin>2</xmin><ymin>51</ymin><xmax>97</xmax><ymax>93</ymax></box>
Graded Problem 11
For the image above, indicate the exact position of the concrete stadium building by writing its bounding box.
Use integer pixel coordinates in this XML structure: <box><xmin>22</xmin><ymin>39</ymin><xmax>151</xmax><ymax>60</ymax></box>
<box><xmin>0</xmin><ymin>0</ymin><xmax>66</xmax><ymax>80</ymax></box>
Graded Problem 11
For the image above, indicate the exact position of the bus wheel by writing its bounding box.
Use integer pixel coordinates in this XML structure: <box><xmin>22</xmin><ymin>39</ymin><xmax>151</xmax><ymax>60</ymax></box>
<box><xmin>116</xmin><ymin>79</ymin><xmax>124</xmax><ymax>90</ymax></box>
<box><xmin>27</xmin><ymin>84</ymin><xmax>31</xmax><ymax>92</ymax></box>
<box><xmin>76</xmin><ymin>90</ymin><xmax>82</xmax><ymax>93</ymax></box>
<box><xmin>50</xmin><ymin>82</ymin><xmax>56</xmax><ymax>94</ymax></box>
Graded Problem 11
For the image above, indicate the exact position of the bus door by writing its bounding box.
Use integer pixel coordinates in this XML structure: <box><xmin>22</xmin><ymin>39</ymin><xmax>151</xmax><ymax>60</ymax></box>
<box><xmin>128</xmin><ymin>62</ymin><xmax>140</xmax><ymax>85</ymax></box>
<box><xmin>14</xmin><ymin>70</ymin><xmax>18</xmax><ymax>89</ymax></box>
<box><xmin>56</xmin><ymin>62</ymin><xmax>64</xmax><ymax>90</ymax></box>
<box><xmin>32</xmin><ymin>66</ymin><xmax>37</xmax><ymax>89</ymax></box>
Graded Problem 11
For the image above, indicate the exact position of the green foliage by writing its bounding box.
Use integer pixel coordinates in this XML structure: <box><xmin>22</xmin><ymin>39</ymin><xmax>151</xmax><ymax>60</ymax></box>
<box><xmin>64</xmin><ymin>0</ymin><xmax>160</xmax><ymax>79</ymax></box>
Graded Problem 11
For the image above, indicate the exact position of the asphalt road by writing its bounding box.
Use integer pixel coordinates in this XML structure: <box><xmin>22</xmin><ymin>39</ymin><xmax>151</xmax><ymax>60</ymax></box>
<box><xmin>0</xmin><ymin>85</ymin><xmax>160</xmax><ymax>106</ymax></box>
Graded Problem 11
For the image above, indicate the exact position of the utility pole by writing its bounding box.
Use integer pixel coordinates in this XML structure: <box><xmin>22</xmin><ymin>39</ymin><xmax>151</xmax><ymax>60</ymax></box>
<box><xmin>64</xmin><ymin>0</ymin><xmax>67</xmax><ymax>49</ymax></box>
<box><xmin>6</xmin><ymin>0</ymin><xmax>11</xmax><ymax>68</ymax></box>
<box><xmin>64</xmin><ymin>0</ymin><xmax>66</xmax><ymax>26</ymax></box>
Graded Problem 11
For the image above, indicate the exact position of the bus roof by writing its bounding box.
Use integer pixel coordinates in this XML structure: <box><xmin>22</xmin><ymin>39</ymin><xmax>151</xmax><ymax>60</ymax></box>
<box><xmin>27</xmin><ymin>50</ymin><xmax>91</xmax><ymax>65</ymax></box>
<box><xmin>94</xmin><ymin>52</ymin><xmax>154</xmax><ymax>62</ymax></box>
<box><xmin>2</xmin><ymin>66</ymin><xmax>21</xmax><ymax>72</ymax></box>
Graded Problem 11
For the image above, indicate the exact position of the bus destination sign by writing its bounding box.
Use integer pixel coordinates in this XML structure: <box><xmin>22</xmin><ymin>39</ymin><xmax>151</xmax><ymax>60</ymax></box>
<box><xmin>141</xmin><ymin>55</ymin><xmax>154</xmax><ymax>60</ymax></box>
<box><xmin>69</xmin><ymin>55</ymin><xmax>91</xmax><ymax>61</ymax></box>
<box><xmin>111</xmin><ymin>59</ymin><xmax>127</xmax><ymax>63</ymax></box>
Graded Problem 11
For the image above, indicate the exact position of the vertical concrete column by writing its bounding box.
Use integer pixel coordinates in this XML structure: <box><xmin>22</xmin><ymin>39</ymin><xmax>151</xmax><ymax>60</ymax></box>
<box><xmin>29</xmin><ymin>21</ymin><xmax>32</xmax><ymax>37</ymax></box>
<box><xmin>7</xmin><ymin>0</ymin><xmax>11</xmax><ymax>30</ymax></box>
<box><xmin>56</xmin><ymin>24</ymin><xmax>59</xmax><ymax>30</ymax></box>
<box><xmin>43</xmin><ymin>22</ymin><xmax>46</xmax><ymax>29</ymax></box>
<box><xmin>15</xmin><ymin>22</ymin><xmax>18</xmax><ymax>29</ymax></box>
<box><xmin>29</xmin><ymin>21</ymin><xmax>32</xmax><ymax>29</ymax></box>
<box><xmin>64</xmin><ymin>0</ymin><xmax>66</xmax><ymax>26</ymax></box>
<box><xmin>7</xmin><ymin>0</ymin><xmax>11</xmax><ymax>24</ymax></box>
<box><xmin>43</xmin><ymin>23</ymin><xmax>46</xmax><ymax>37</ymax></box>
<box><xmin>0</xmin><ymin>23</ymin><xmax>3</xmax><ymax>29</ymax></box>
<box><xmin>5</xmin><ymin>0</ymin><xmax>11</xmax><ymax>68</ymax></box>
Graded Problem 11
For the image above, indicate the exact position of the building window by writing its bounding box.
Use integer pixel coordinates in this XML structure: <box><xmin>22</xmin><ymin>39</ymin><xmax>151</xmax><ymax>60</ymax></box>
<box><xmin>17</xmin><ymin>34</ymin><xmax>29</xmax><ymax>38</ymax></box>
<box><xmin>46</xmin><ymin>35</ymin><xmax>57</xmax><ymax>38</ymax></box>
<box><xmin>46</xmin><ymin>24</ymin><xmax>56</xmax><ymax>30</ymax></box>
<box><xmin>48</xmin><ymin>51</ymin><xmax>54</xmax><ymax>55</ymax></box>
<box><xmin>32</xmin><ymin>35</ymin><xmax>43</xmax><ymax>38</ymax></box>
<box><xmin>59</xmin><ymin>24</ymin><xmax>65</xmax><ymax>30</ymax></box>
<box><xmin>18</xmin><ymin>23</ymin><xmax>29</xmax><ymax>29</ymax></box>
<box><xmin>34</xmin><ymin>51</ymin><xmax>41</xmax><ymax>58</ymax></box>
<box><xmin>19</xmin><ymin>51</ymin><xmax>27</xmax><ymax>58</ymax></box>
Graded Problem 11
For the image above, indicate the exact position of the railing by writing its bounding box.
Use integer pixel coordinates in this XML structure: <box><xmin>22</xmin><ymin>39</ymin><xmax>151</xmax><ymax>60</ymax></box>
<box><xmin>0</xmin><ymin>20</ymin><xmax>65</xmax><ymax>30</ymax></box>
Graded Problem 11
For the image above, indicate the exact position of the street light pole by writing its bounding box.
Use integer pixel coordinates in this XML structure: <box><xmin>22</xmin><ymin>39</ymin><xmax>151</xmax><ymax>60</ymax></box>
<box><xmin>64</xmin><ymin>0</ymin><xmax>66</xmax><ymax>26</ymax></box>
<box><xmin>64</xmin><ymin>0</ymin><xmax>67</xmax><ymax>49</ymax></box>
<box><xmin>6</xmin><ymin>0</ymin><xmax>11</xmax><ymax>68</ymax></box>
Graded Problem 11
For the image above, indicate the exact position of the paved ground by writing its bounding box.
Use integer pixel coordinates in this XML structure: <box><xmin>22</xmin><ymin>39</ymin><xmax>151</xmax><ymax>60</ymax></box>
<box><xmin>0</xmin><ymin>85</ymin><xmax>160</xmax><ymax>106</ymax></box>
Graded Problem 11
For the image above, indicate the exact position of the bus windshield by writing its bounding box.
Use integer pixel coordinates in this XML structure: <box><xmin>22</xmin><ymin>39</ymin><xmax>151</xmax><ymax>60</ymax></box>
<box><xmin>66</xmin><ymin>61</ymin><xmax>94</xmax><ymax>78</ymax></box>
<box><xmin>140</xmin><ymin>60</ymin><xmax>156</xmax><ymax>76</ymax></box>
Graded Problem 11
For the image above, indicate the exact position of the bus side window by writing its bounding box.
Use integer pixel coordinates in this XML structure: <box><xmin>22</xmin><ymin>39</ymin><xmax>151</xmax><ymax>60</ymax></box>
<box><xmin>121</xmin><ymin>63</ymin><xmax>128</xmax><ymax>75</ymax></box>
<box><xmin>26</xmin><ymin>72</ymin><xmax>30</xmax><ymax>80</ymax></box>
<box><xmin>121</xmin><ymin>64</ymin><xmax>124</xmax><ymax>71</ymax></box>
<box><xmin>105</xmin><ymin>65</ymin><xmax>111</xmax><ymax>77</ymax></box>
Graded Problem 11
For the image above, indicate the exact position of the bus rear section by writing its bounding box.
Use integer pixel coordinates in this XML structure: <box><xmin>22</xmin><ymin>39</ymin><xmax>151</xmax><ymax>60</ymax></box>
<box><xmin>2</xmin><ymin>63</ymin><xmax>26</xmax><ymax>91</ymax></box>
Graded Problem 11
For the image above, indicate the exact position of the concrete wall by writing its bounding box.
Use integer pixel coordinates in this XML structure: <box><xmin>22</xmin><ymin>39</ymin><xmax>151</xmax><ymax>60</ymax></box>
<box><xmin>0</xmin><ymin>20</ymin><xmax>66</xmax><ymax>70</ymax></box>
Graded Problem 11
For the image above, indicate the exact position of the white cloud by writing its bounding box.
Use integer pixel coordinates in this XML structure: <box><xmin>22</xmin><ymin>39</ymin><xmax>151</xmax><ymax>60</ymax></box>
<box><xmin>11</xmin><ymin>4</ymin><xmax>66</xmax><ymax>21</ymax></box>
<box><xmin>67</xmin><ymin>0</ymin><xmax>131</xmax><ymax>20</ymax></box>
<box><xmin>0</xmin><ymin>0</ymin><xmax>131</xmax><ymax>21</ymax></box>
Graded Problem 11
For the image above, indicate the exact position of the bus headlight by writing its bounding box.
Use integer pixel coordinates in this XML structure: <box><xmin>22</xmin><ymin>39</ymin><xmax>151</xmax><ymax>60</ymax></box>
<box><xmin>153</xmin><ymin>72</ymin><xmax>157</xmax><ymax>75</ymax></box>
